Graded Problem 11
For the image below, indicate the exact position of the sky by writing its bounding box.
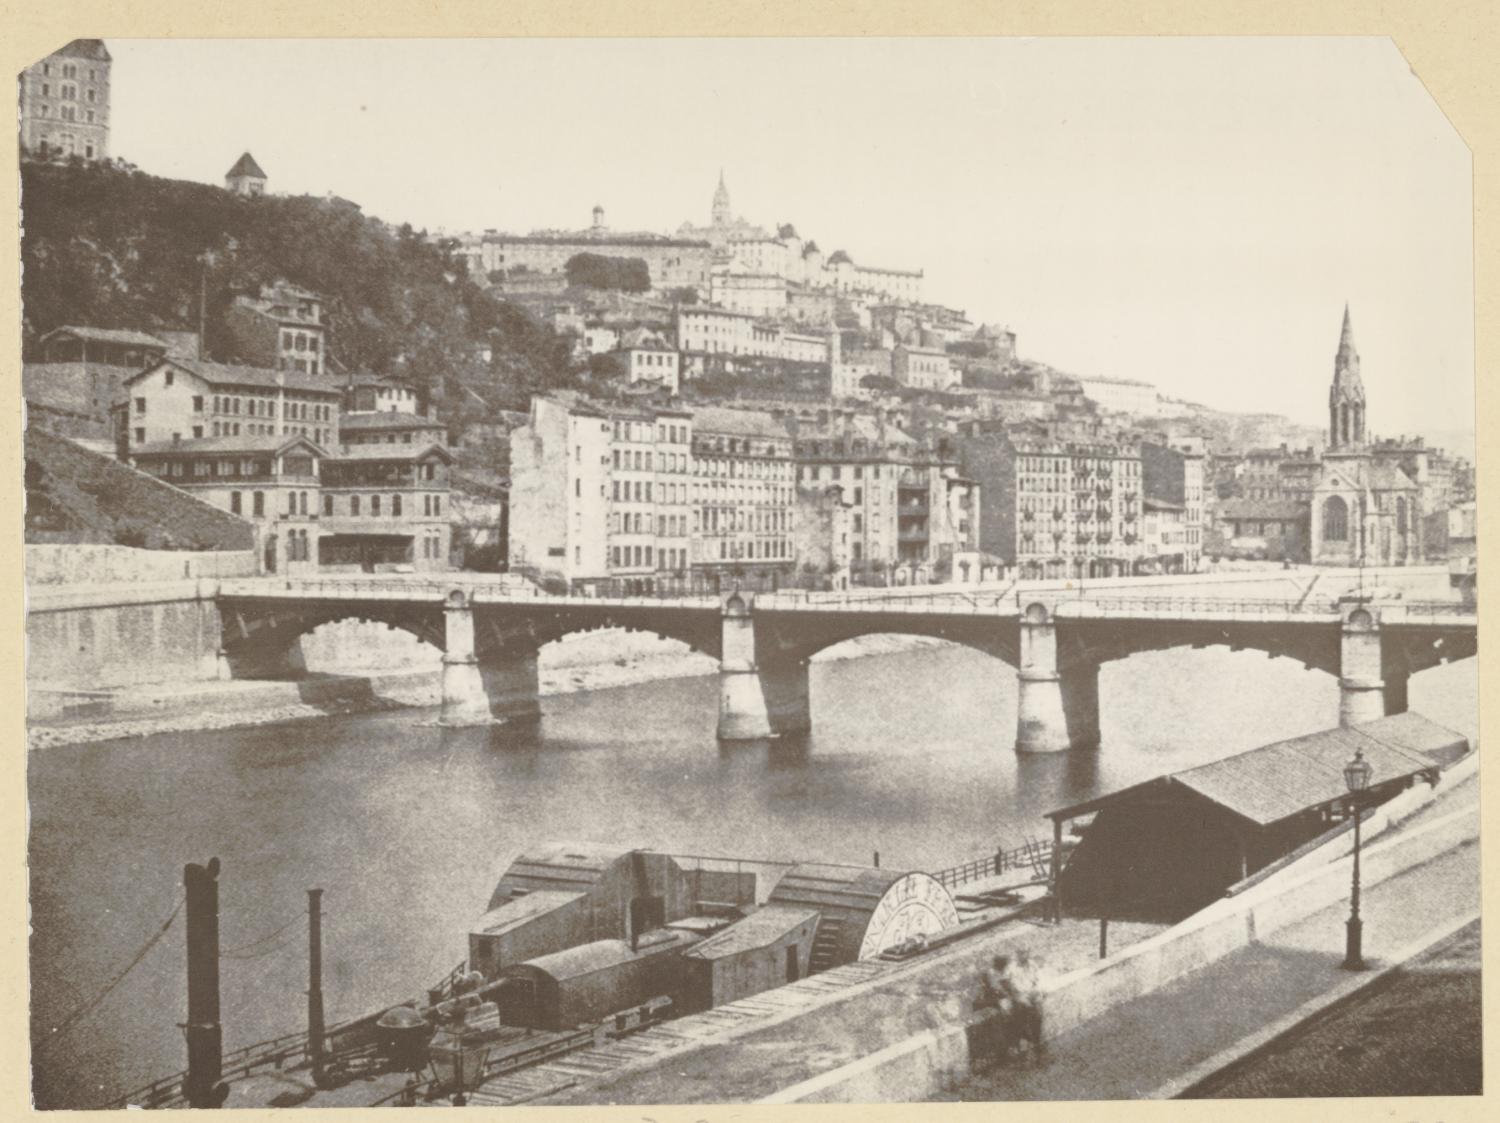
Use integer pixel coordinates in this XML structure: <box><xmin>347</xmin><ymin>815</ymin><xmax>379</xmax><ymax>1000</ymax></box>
<box><xmin>100</xmin><ymin>37</ymin><xmax>1473</xmax><ymax>443</ymax></box>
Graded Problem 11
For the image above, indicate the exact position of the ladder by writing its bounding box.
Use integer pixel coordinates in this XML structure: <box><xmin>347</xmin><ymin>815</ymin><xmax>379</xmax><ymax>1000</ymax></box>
<box><xmin>808</xmin><ymin>917</ymin><xmax>845</xmax><ymax>974</ymax></box>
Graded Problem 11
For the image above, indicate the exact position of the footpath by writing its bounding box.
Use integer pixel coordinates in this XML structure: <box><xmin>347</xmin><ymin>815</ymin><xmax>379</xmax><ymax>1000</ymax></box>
<box><xmin>948</xmin><ymin>795</ymin><xmax>1479</xmax><ymax>1102</ymax></box>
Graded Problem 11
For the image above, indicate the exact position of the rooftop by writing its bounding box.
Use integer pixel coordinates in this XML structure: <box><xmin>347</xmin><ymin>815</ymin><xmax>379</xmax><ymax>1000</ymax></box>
<box><xmin>133</xmin><ymin>433</ymin><xmax>326</xmax><ymax>457</ymax></box>
<box><xmin>329</xmin><ymin>442</ymin><xmax>453</xmax><ymax>463</ymax></box>
<box><xmin>683</xmin><ymin>906</ymin><xmax>820</xmax><ymax>961</ymax></box>
<box><xmin>691</xmin><ymin>406</ymin><xmax>791</xmax><ymax>441</ymax></box>
<box><xmin>339</xmin><ymin>412</ymin><xmax>445</xmax><ymax>431</ymax></box>
<box><xmin>227</xmin><ymin>152</ymin><xmax>267</xmax><ymax>179</ymax></box>
<box><xmin>41</xmin><ymin>326</ymin><xmax>168</xmax><ymax>349</ymax></box>
<box><xmin>1048</xmin><ymin>712</ymin><xmax>1466</xmax><ymax>827</ymax></box>
<box><xmin>127</xmin><ymin>358</ymin><xmax>341</xmax><ymax>395</ymax></box>
<box><xmin>1218</xmin><ymin>498</ymin><xmax>1307</xmax><ymax>521</ymax></box>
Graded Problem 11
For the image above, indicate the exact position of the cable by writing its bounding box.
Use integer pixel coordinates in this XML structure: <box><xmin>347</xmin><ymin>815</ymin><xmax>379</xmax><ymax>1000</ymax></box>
<box><xmin>219</xmin><ymin>912</ymin><xmax>305</xmax><ymax>957</ymax></box>
<box><xmin>43</xmin><ymin>896</ymin><xmax>185</xmax><ymax>1046</ymax></box>
<box><xmin>219</xmin><ymin>934</ymin><xmax>301</xmax><ymax>961</ymax></box>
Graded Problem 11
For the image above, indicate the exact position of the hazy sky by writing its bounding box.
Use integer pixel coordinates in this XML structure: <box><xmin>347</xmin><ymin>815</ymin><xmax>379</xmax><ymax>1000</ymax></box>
<box><xmin>100</xmin><ymin>37</ymin><xmax>1473</xmax><ymax>439</ymax></box>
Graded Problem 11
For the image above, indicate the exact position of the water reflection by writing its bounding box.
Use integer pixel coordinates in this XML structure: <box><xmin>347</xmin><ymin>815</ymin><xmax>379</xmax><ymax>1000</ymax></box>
<box><xmin>27</xmin><ymin>642</ymin><xmax>1476</xmax><ymax>1109</ymax></box>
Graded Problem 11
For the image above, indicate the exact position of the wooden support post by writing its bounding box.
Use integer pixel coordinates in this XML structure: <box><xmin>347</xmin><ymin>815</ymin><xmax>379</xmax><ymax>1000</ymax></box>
<box><xmin>1050</xmin><ymin>818</ymin><xmax>1064</xmax><ymax>923</ymax></box>
<box><xmin>183</xmin><ymin>859</ymin><xmax>227</xmax><ymax>1109</ymax></box>
<box><xmin>308</xmin><ymin>888</ymin><xmax>326</xmax><ymax>1085</ymax></box>
<box><xmin>1099</xmin><ymin>917</ymin><xmax>1109</xmax><ymax>960</ymax></box>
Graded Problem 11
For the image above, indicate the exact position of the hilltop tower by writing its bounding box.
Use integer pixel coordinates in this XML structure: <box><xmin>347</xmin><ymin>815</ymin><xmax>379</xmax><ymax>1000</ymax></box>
<box><xmin>19</xmin><ymin>39</ymin><xmax>112</xmax><ymax>161</ymax></box>
<box><xmin>711</xmin><ymin>169</ymin><xmax>732</xmax><ymax>228</ymax></box>
<box><xmin>1328</xmin><ymin>303</ymin><xmax>1366</xmax><ymax>449</ymax></box>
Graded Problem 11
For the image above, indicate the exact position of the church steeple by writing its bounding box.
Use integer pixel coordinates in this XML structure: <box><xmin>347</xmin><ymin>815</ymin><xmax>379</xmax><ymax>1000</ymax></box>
<box><xmin>711</xmin><ymin>169</ymin><xmax>732</xmax><ymax>227</ymax></box>
<box><xmin>1328</xmin><ymin>302</ymin><xmax>1366</xmax><ymax>448</ymax></box>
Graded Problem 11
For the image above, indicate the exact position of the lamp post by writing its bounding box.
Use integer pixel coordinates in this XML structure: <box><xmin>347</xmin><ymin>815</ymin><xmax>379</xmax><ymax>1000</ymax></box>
<box><xmin>1342</xmin><ymin>747</ymin><xmax>1373</xmax><ymax>970</ymax></box>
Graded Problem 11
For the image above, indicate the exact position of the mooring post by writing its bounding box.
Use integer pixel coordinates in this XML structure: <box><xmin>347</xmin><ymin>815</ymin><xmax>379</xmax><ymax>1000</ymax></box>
<box><xmin>308</xmin><ymin>888</ymin><xmax>326</xmax><ymax>1085</ymax></box>
<box><xmin>183</xmin><ymin>858</ymin><xmax>227</xmax><ymax>1109</ymax></box>
<box><xmin>1099</xmin><ymin>917</ymin><xmax>1109</xmax><ymax>959</ymax></box>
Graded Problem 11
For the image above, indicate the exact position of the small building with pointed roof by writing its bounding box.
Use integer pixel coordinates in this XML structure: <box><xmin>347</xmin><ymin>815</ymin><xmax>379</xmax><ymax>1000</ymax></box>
<box><xmin>225</xmin><ymin>151</ymin><xmax>267</xmax><ymax>197</ymax></box>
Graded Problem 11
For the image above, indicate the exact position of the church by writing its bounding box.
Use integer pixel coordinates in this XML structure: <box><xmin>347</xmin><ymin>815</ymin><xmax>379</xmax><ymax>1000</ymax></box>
<box><xmin>1308</xmin><ymin>306</ymin><xmax>1423</xmax><ymax>567</ymax></box>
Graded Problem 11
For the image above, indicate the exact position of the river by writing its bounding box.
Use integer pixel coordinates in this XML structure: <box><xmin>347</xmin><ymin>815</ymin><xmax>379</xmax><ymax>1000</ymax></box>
<box><xmin>27</xmin><ymin>642</ymin><xmax>1477</xmax><ymax>1109</ymax></box>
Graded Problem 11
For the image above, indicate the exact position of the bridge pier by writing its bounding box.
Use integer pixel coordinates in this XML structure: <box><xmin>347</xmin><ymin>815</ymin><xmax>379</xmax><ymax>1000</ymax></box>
<box><xmin>1338</xmin><ymin>604</ymin><xmax>1386</xmax><ymax>727</ymax></box>
<box><xmin>440</xmin><ymin>593</ymin><xmax>542</xmax><ymax>727</ymax></box>
<box><xmin>1016</xmin><ymin>604</ymin><xmax>1100</xmax><ymax>753</ymax></box>
<box><xmin>1382</xmin><ymin>670</ymin><xmax>1410</xmax><ymax>717</ymax></box>
<box><xmin>716</xmin><ymin>593</ymin><xmax>811</xmax><ymax>740</ymax></box>
<box><xmin>718</xmin><ymin>593</ymin><xmax>771</xmax><ymax>740</ymax></box>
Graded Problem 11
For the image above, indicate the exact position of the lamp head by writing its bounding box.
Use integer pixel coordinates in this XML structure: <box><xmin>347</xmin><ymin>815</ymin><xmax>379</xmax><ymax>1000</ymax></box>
<box><xmin>1344</xmin><ymin>747</ymin><xmax>1373</xmax><ymax>793</ymax></box>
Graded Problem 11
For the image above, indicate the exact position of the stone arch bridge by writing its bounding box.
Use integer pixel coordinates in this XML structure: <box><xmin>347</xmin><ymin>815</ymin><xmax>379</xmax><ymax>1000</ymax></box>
<box><xmin>214</xmin><ymin>579</ymin><xmax>1477</xmax><ymax>752</ymax></box>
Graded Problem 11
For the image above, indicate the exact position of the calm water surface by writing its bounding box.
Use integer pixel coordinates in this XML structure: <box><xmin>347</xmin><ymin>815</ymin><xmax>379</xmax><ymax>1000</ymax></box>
<box><xmin>28</xmin><ymin>643</ymin><xmax>1477</xmax><ymax>1108</ymax></box>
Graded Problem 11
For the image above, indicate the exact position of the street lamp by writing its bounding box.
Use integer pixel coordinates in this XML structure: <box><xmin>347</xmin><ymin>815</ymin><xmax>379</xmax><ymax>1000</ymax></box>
<box><xmin>1342</xmin><ymin>747</ymin><xmax>1373</xmax><ymax>970</ymax></box>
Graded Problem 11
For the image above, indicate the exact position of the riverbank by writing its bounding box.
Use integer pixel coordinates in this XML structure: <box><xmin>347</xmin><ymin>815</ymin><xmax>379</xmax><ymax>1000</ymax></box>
<box><xmin>26</xmin><ymin>631</ymin><xmax>949</xmax><ymax>749</ymax></box>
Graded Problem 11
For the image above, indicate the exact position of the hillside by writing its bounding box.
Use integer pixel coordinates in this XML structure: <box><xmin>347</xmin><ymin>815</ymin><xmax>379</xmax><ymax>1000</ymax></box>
<box><xmin>19</xmin><ymin>159</ymin><xmax>579</xmax><ymax>432</ymax></box>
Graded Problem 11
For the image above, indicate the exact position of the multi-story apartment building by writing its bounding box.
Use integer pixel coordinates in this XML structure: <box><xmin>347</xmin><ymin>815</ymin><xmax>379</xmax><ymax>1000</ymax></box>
<box><xmin>1075</xmin><ymin>374</ymin><xmax>1162</xmax><ymax>417</ymax></box>
<box><xmin>690</xmin><ymin>407</ymin><xmax>796</xmax><ymax>584</ymax></box>
<box><xmin>793</xmin><ymin>414</ymin><xmax>911</xmax><ymax>574</ymax></box>
<box><xmin>891</xmin><ymin>344</ymin><xmax>954</xmax><ymax>392</ymax></box>
<box><xmin>124</xmin><ymin>356</ymin><xmax>452</xmax><ymax>573</ymax></box>
<box><xmin>122</xmin><ymin>358</ymin><xmax>340</xmax><ymax>451</ymax></box>
<box><xmin>131</xmin><ymin>434</ymin><xmax>327</xmax><ymax>575</ymax></box>
<box><xmin>318</xmin><ymin>443</ymin><xmax>454</xmax><ymax>571</ymax></box>
<box><xmin>19</xmin><ymin>39</ymin><xmax>111</xmax><ymax>162</ymax></box>
<box><xmin>224</xmin><ymin>283</ymin><xmax>328</xmax><ymax>377</ymax></box>
<box><xmin>508</xmin><ymin>395</ymin><xmax>613</xmax><ymax>585</ymax></box>
<box><xmin>616</xmin><ymin>328</ymin><xmax>680</xmax><ymax>394</ymax></box>
<box><xmin>605</xmin><ymin>404</ymin><xmax>694</xmax><ymax>587</ymax></box>
<box><xmin>957</xmin><ymin>422</ymin><xmax>1143</xmax><ymax>579</ymax></box>
<box><xmin>1141</xmin><ymin>439</ymin><xmax>1205</xmax><ymax>572</ymax></box>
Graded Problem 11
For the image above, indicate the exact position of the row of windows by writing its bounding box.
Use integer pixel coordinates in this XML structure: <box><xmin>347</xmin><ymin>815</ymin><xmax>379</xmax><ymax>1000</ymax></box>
<box><xmin>696</xmin><ymin>509</ymin><xmax>791</xmax><ymax>534</ymax></box>
<box><xmin>35</xmin><ymin>81</ymin><xmax>97</xmax><ymax>102</ymax></box>
<box><xmin>798</xmin><ymin>463</ymin><xmax>892</xmax><ymax>481</ymax></box>
<box><xmin>710</xmin><ymin>538</ymin><xmax>791</xmax><ymax>561</ymax></box>
<box><xmin>39</xmin><ymin>62</ymin><xmax>101</xmax><ymax>81</ymax></box>
<box><xmin>286</xmin><ymin>528</ymin><xmax>314</xmax><ymax>561</ymax></box>
<box><xmin>33</xmin><ymin>104</ymin><xmax>98</xmax><ymax>123</ymax></box>
<box><xmin>612</xmin><ymin>544</ymin><xmax>690</xmax><ymax>570</ymax></box>
<box><xmin>1016</xmin><ymin>456</ymin><xmax>1142</xmax><ymax>474</ymax></box>
<box><xmin>279</xmin><ymin>331</ymin><xmax>322</xmax><ymax>353</ymax></box>
<box><xmin>33</xmin><ymin>132</ymin><xmax>97</xmax><ymax>158</ymax></box>
<box><xmin>330</xmin><ymin>493</ymin><xmax>444</xmax><ymax>518</ymax></box>
<box><xmin>614</xmin><ymin>479</ymin><xmax>692</xmax><ymax>504</ymax></box>
<box><xmin>615</xmin><ymin>512</ymin><xmax>690</xmax><ymax>537</ymax></box>
<box><xmin>695</xmin><ymin>455</ymin><xmax>792</xmax><ymax>479</ymax></box>
<box><xmin>421</xmin><ymin>532</ymin><xmax>445</xmax><ymax>560</ymax></box>
<box><xmin>613</xmin><ymin>448</ymin><xmax>689</xmax><ymax>473</ymax></box>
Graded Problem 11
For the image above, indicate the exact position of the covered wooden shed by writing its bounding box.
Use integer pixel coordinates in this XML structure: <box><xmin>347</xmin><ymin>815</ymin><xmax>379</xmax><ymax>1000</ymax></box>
<box><xmin>1045</xmin><ymin>713</ymin><xmax>1467</xmax><ymax>922</ymax></box>
<box><xmin>471</xmin><ymin>842</ymin><xmax>695</xmax><ymax>978</ymax></box>
<box><xmin>493</xmin><ymin>929</ymin><xmax>701</xmax><ymax>1032</ymax></box>
<box><xmin>678</xmin><ymin>905</ymin><xmax>821</xmax><ymax>1013</ymax></box>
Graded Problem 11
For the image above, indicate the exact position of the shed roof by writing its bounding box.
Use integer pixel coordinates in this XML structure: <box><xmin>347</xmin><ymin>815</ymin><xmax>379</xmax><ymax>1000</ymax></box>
<box><xmin>339</xmin><ymin>412</ymin><xmax>445</xmax><ymax>431</ymax></box>
<box><xmin>132</xmin><ymin>434</ymin><xmax>326</xmax><ymax>457</ymax></box>
<box><xmin>329</xmin><ymin>442</ymin><xmax>453</xmax><ymax>463</ymax></box>
<box><xmin>506</xmin><ymin>931</ymin><xmax>698</xmax><ymax>983</ymax></box>
<box><xmin>41</xmin><ymin>325</ymin><xmax>168</xmax><ymax>349</ymax></box>
<box><xmin>471</xmin><ymin>891</ymin><xmax>588</xmax><ymax>938</ymax></box>
<box><xmin>682</xmin><ymin>906</ymin><xmax>820</xmax><ymax>961</ymax></box>
<box><xmin>1047</xmin><ymin>713</ymin><xmax>1466</xmax><ymax>827</ymax></box>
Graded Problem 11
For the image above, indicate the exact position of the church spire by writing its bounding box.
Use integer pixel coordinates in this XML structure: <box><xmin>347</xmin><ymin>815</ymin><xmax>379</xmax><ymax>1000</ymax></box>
<box><xmin>712</xmin><ymin>169</ymin><xmax>732</xmax><ymax>227</ymax></box>
<box><xmin>1328</xmin><ymin>302</ymin><xmax>1366</xmax><ymax>449</ymax></box>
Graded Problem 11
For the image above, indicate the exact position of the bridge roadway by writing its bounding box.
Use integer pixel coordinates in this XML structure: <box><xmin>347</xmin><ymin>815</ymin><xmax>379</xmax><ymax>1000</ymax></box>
<box><xmin>213</xmin><ymin>573</ymin><xmax>1476</xmax><ymax>752</ymax></box>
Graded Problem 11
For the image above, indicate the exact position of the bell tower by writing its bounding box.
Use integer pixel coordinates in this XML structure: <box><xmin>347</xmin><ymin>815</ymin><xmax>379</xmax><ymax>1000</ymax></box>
<box><xmin>1328</xmin><ymin>303</ymin><xmax>1366</xmax><ymax>449</ymax></box>
<box><xmin>712</xmin><ymin>169</ymin><xmax>732</xmax><ymax>228</ymax></box>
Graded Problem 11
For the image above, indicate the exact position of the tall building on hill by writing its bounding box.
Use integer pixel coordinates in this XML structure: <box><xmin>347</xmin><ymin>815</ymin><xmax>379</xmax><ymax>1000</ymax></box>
<box><xmin>19</xmin><ymin>39</ymin><xmax>112</xmax><ymax>162</ymax></box>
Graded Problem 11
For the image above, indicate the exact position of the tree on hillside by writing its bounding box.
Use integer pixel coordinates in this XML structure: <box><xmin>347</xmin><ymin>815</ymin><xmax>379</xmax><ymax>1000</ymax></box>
<box><xmin>20</xmin><ymin>160</ymin><xmax>584</xmax><ymax>427</ymax></box>
<box><xmin>564</xmin><ymin>252</ymin><xmax>651</xmax><ymax>292</ymax></box>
